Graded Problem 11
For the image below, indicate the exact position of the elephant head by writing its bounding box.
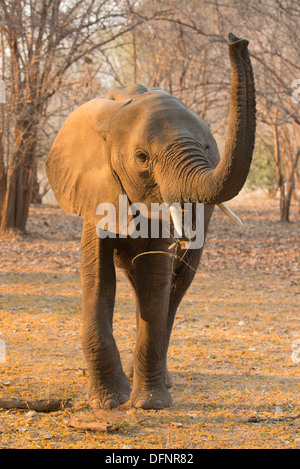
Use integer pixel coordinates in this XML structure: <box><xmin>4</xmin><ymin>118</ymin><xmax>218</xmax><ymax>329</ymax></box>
<box><xmin>45</xmin><ymin>33</ymin><xmax>256</xmax><ymax>231</ymax></box>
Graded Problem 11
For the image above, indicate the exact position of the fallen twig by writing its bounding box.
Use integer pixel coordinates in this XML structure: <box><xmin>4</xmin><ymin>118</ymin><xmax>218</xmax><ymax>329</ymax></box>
<box><xmin>132</xmin><ymin>250</ymin><xmax>197</xmax><ymax>272</ymax></box>
<box><xmin>0</xmin><ymin>398</ymin><xmax>70</xmax><ymax>413</ymax></box>
<box><xmin>246</xmin><ymin>414</ymin><xmax>300</xmax><ymax>424</ymax></box>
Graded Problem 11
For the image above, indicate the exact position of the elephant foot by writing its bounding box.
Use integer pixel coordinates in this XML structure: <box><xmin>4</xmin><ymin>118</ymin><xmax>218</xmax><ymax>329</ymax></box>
<box><xmin>125</xmin><ymin>359</ymin><xmax>173</xmax><ymax>389</ymax></box>
<box><xmin>87</xmin><ymin>373</ymin><xmax>131</xmax><ymax>410</ymax></box>
<box><xmin>89</xmin><ymin>393</ymin><xmax>130</xmax><ymax>410</ymax></box>
<box><xmin>130</xmin><ymin>386</ymin><xmax>172</xmax><ymax>410</ymax></box>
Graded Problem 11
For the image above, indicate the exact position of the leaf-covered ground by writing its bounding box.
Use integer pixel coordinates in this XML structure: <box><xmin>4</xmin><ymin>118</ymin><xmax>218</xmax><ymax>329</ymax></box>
<box><xmin>0</xmin><ymin>192</ymin><xmax>299</xmax><ymax>449</ymax></box>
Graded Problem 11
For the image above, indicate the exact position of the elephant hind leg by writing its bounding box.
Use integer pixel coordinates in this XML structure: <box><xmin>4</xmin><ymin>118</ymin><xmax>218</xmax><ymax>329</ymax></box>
<box><xmin>122</xmin><ymin>268</ymin><xmax>139</xmax><ymax>381</ymax></box>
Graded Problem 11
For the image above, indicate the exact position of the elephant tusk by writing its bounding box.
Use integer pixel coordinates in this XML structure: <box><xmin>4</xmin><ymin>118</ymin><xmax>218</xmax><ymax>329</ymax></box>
<box><xmin>170</xmin><ymin>205</ymin><xmax>183</xmax><ymax>237</ymax></box>
<box><xmin>217</xmin><ymin>202</ymin><xmax>244</xmax><ymax>228</ymax></box>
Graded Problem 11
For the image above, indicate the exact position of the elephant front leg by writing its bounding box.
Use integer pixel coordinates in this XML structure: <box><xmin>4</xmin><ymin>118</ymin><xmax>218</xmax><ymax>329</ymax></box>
<box><xmin>81</xmin><ymin>223</ymin><xmax>131</xmax><ymax>409</ymax></box>
<box><xmin>130</xmin><ymin>254</ymin><xmax>173</xmax><ymax>409</ymax></box>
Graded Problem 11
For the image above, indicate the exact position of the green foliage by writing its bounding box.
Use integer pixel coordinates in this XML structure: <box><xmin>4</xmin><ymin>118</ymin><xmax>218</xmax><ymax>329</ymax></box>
<box><xmin>246</xmin><ymin>138</ymin><xmax>277</xmax><ymax>195</ymax></box>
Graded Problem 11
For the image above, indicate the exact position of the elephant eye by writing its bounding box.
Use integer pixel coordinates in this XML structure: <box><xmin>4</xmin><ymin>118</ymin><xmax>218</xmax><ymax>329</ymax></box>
<box><xmin>135</xmin><ymin>151</ymin><xmax>148</xmax><ymax>164</ymax></box>
<box><xmin>205</xmin><ymin>144</ymin><xmax>210</xmax><ymax>151</ymax></box>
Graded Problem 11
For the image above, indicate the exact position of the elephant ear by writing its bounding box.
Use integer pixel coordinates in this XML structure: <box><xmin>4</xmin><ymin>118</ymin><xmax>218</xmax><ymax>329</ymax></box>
<box><xmin>45</xmin><ymin>98</ymin><xmax>129</xmax><ymax>232</ymax></box>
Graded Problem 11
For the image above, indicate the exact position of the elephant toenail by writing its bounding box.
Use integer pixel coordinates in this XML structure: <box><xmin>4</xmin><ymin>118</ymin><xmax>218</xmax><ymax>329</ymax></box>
<box><xmin>134</xmin><ymin>399</ymin><xmax>148</xmax><ymax>409</ymax></box>
<box><xmin>119</xmin><ymin>394</ymin><xmax>130</xmax><ymax>405</ymax></box>
<box><xmin>104</xmin><ymin>398</ymin><xmax>119</xmax><ymax>409</ymax></box>
<box><xmin>89</xmin><ymin>399</ymin><xmax>101</xmax><ymax>409</ymax></box>
<box><xmin>153</xmin><ymin>400</ymin><xmax>164</xmax><ymax>409</ymax></box>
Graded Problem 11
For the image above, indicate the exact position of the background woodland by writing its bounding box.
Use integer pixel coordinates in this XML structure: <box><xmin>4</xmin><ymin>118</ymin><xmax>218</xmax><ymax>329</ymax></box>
<box><xmin>0</xmin><ymin>0</ymin><xmax>299</xmax><ymax>231</ymax></box>
<box><xmin>0</xmin><ymin>1</ymin><xmax>299</xmax><ymax>450</ymax></box>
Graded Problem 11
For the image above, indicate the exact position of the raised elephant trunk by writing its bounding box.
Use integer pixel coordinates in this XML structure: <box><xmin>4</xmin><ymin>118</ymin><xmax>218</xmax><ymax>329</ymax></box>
<box><xmin>194</xmin><ymin>32</ymin><xmax>256</xmax><ymax>204</ymax></box>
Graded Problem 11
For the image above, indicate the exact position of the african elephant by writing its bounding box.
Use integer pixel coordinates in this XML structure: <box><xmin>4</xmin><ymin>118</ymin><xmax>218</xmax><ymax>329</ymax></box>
<box><xmin>45</xmin><ymin>33</ymin><xmax>256</xmax><ymax>409</ymax></box>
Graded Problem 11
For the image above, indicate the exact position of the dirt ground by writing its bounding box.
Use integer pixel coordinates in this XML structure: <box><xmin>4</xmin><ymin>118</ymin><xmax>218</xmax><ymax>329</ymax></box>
<box><xmin>0</xmin><ymin>192</ymin><xmax>299</xmax><ymax>449</ymax></box>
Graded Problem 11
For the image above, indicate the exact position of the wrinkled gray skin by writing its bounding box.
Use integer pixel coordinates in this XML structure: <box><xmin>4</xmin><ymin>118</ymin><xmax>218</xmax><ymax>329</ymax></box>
<box><xmin>46</xmin><ymin>33</ymin><xmax>256</xmax><ymax>409</ymax></box>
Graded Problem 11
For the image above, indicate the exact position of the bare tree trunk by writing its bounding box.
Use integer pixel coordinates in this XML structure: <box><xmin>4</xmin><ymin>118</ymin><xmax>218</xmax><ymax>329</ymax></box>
<box><xmin>0</xmin><ymin>126</ymin><xmax>6</xmax><ymax>226</ymax></box>
<box><xmin>273</xmin><ymin>124</ymin><xmax>287</xmax><ymax>222</ymax></box>
<box><xmin>285</xmin><ymin>150</ymin><xmax>300</xmax><ymax>221</ymax></box>
<box><xmin>31</xmin><ymin>161</ymin><xmax>43</xmax><ymax>204</ymax></box>
<box><xmin>295</xmin><ymin>165</ymin><xmax>300</xmax><ymax>214</ymax></box>
<box><xmin>132</xmin><ymin>31</ymin><xmax>138</xmax><ymax>84</ymax></box>
<box><xmin>0</xmin><ymin>119</ymin><xmax>37</xmax><ymax>232</ymax></box>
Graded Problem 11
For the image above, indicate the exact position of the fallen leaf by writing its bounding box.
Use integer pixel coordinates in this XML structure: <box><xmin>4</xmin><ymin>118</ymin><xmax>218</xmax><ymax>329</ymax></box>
<box><xmin>65</xmin><ymin>413</ymin><xmax>114</xmax><ymax>432</ymax></box>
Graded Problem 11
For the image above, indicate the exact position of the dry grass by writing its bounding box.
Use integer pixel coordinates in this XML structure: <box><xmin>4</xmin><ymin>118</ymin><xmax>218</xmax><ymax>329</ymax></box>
<box><xmin>0</xmin><ymin>191</ymin><xmax>299</xmax><ymax>449</ymax></box>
